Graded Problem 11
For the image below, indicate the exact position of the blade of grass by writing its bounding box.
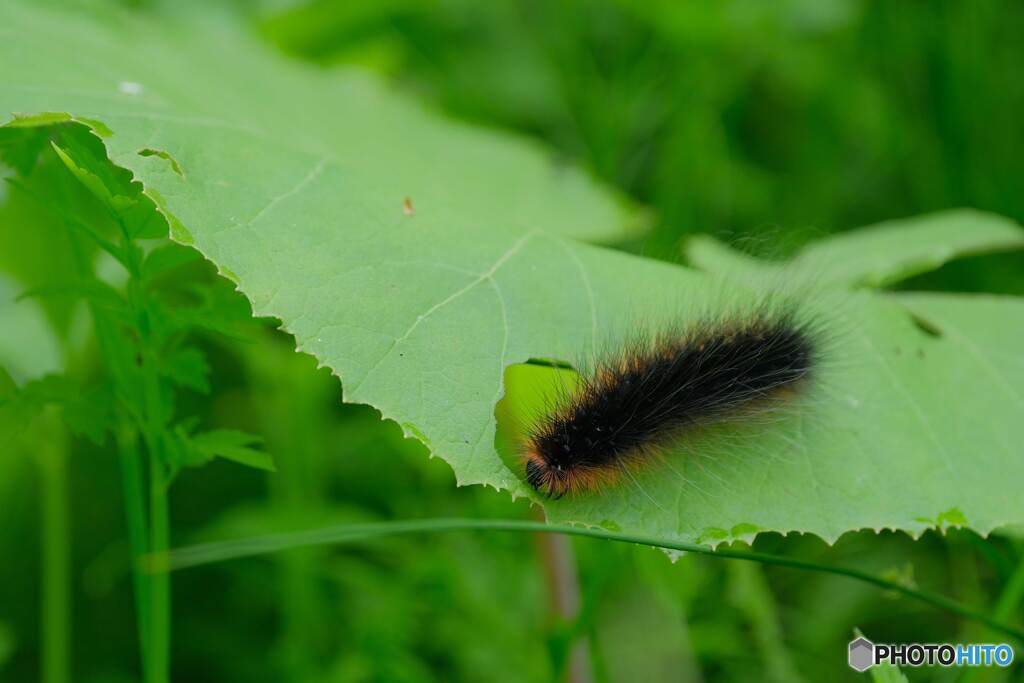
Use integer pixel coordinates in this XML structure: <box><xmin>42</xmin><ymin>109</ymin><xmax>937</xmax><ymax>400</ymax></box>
<box><xmin>152</xmin><ymin>517</ymin><xmax>1024</xmax><ymax>645</ymax></box>
<box><xmin>533</xmin><ymin>509</ymin><xmax>592</xmax><ymax>683</ymax></box>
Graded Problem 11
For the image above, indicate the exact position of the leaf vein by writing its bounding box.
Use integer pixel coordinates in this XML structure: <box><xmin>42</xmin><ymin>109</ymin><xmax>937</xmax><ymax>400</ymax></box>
<box><xmin>349</xmin><ymin>229</ymin><xmax>536</xmax><ymax>396</ymax></box>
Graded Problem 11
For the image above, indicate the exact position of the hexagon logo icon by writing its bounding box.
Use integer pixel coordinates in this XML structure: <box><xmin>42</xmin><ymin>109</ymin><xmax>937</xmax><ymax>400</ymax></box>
<box><xmin>848</xmin><ymin>637</ymin><xmax>875</xmax><ymax>672</ymax></box>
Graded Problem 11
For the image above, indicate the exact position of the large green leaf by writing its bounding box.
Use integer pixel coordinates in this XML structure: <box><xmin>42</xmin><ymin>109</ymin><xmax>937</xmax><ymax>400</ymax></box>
<box><xmin>0</xmin><ymin>2</ymin><xmax>639</xmax><ymax>246</ymax></box>
<box><xmin>3</xmin><ymin>1</ymin><xmax>1023</xmax><ymax>547</ymax></box>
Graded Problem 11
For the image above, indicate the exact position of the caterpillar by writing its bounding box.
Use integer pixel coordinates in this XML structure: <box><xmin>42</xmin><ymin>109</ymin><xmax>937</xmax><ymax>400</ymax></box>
<box><xmin>524</xmin><ymin>307</ymin><xmax>818</xmax><ymax>499</ymax></box>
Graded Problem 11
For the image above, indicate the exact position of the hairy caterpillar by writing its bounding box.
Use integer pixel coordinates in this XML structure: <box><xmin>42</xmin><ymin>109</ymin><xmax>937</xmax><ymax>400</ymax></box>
<box><xmin>523</xmin><ymin>306</ymin><xmax>818</xmax><ymax>499</ymax></box>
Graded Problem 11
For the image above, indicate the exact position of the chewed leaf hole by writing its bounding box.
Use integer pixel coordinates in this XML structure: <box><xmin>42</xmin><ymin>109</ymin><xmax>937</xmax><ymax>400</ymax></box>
<box><xmin>524</xmin><ymin>356</ymin><xmax>576</xmax><ymax>371</ymax></box>
<box><xmin>138</xmin><ymin>147</ymin><xmax>184</xmax><ymax>177</ymax></box>
<box><xmin>494</xmin><ymin>362</ymin><xmax>583</xmax><ymax>490</ymax></box>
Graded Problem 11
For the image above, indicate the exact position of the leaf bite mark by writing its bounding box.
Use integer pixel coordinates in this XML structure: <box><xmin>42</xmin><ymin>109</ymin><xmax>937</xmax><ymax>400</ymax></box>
<box><xmin>493</xmin><ymin>361</ymin><xmax>584</xmax><ymax>492</ymax></box>
<box><xmin>401</xmin><ymin>421</ymin><xmax>431</xmax><ymax>448</ymax></box>
<box><xmin>138</xmin><ymin>148</ymin><xmax>184</xmax><ymax>177</ymax></box>
<box><xmin>524</xmin><ymin>357</ymin><xmax>576</xmax><ymax>371</ymax></box>
<box><xmin>695</xmin><ymin>527</ymin><xmax>729</xmax><ymax>545</ymax></box>
<box><xmin>730</xmin><ymin>522</ymin><xmax>765</xmax><ymax>538</ymax></box>
<box><xmin>694</xmin><ymin>524</ymin><xmax>765</xmax><ymax>546</ymax></box>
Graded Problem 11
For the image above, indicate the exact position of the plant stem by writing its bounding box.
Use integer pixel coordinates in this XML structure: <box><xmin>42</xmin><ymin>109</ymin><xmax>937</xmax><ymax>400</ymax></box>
<box><xmin>117</xmin><ymin>425</ymin><xmax>151</xmax><ymax>678</ymax></box>
<box><xmin>147</xmin><ymin>452</ymin><xmax>170</xmax><ymax>683</ymax></box>
<box><xmin>268</xmin><ymin>442</ymin><xmax>318</xmax><ymax>682</ymax></box>
<box><xmin>38</xmin><ymin>408</ymin><xmax>69</xmax><ymax>683</ymax></box>
<box><xmin>271</xmin><ymin>473</ymin><xmax>318</xmax><ymax>683</ymax></box>
<box><xmin>47</xmin><ymin>138</ymin><xmax>171</xmax><ymax>682</ymax></box>
<box><xmin>132</xmin><ymin>255</ymin><xmax>170</xmax><ymax>683</ymax></box>
<box><xmin>533</xmin><ymin>510</ymin><xmax>592</xmax><ymax>683</ymax></box>
<box><xmin>158</xmin><ymin>517</ymin><xmax>1024</xmax><ymax>644</ymax></box>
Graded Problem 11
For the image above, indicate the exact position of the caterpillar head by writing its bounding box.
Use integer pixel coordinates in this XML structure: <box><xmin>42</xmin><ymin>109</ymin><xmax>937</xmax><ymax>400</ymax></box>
<box><xmin>524</xmin><ymin>449</ymin><xmax>572</xmax><ymax>499</ymax></box>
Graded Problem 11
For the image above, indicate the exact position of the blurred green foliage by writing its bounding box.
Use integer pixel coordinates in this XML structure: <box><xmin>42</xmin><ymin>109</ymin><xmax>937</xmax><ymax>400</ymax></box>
<box><xmin>2</xmin><ymin>1</ymin><xmax>1023</xmax><ymax>682</ymax></box>
<box><xmin>261</xmin><ymin>0</ymin><xmax>1024</xmax><ymax>258</ymax></box>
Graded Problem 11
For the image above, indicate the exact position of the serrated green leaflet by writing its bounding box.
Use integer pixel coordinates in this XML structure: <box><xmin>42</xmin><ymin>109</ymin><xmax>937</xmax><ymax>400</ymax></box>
<box><xmin>3</xmin><ymin>1</ymin><xmax>1024</xmax><ymax>547</ymax></box>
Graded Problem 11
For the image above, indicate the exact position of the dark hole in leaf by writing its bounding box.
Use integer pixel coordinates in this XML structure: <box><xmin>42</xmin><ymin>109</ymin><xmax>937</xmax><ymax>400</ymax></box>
<box><xmin>525</xmin><ymin>357</ymin><xmax>576</xmax><ymax>371</ymax></box>
<box><xmin>909</xmin><ymin>314</ymin><xmax>943</xmax><ymax>338</ymax></box>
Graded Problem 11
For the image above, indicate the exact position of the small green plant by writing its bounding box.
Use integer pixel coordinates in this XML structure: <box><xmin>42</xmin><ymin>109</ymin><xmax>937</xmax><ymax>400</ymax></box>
<box><xmin>2</xmin><ymin>124</ymin><xmax>272</xmax><ymax>683</ymax></box>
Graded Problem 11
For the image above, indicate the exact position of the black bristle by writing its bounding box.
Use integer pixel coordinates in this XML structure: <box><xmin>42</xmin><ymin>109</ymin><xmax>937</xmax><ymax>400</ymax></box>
<box><xmin>525</xmin><ymin>458</ymin><xmax>546</xmax><ymax>490</ymax></box>
<box><xmin>526</xmin><ymin>312</ymin><xmax>816</xmax><ymax>496</ymax></box>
